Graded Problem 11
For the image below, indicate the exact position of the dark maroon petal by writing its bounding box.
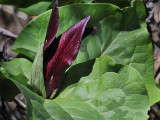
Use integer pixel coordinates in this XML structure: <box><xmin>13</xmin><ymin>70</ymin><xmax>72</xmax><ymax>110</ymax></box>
<box><xmin>82</xmin><ymin>27</ymin><xmax>96</xmax><ymax>39</ymax></box>
<box><xmin>45</xmin><ymin>16</ymin><xmax>90</xmax><ymax>98</ymax></box>
<box><xmin>43</xmin><ymin>0</ymin><xmax>59</xmax><ymax>51</ymax></box>
<box><xmin>43</xmin><ymin>36</ymin><xmax>61</xmax><ymax>78</ymax></box>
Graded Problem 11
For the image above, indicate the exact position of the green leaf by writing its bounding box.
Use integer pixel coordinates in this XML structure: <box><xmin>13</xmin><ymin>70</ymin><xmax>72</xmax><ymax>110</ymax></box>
<box><xmin>31</xmin><ymin>44</ymin><xmax>46</xmax><ymax>98</ymax></box>
<box><xmin>12</xmin><ymin>10</ymin><xmax>50</xmax><ymax>59</ymax></box>
<box><xmin>1</xmin><ymin>0</ymin><xmax>152</xmax><ymax>118</ymax></box>
<box><xmin>12</xmin><ymin>1</ymin><xmax>140</xmax><ymax>59</ymax></box>
<box><xmin>13</xmin><ymin>81</ymin><xmax>52</xmax><ymax>120</ymax></box>
<box><xmin>55</xmin><ymin>55</ymin><xmax>149</xmax><ymax>120</ymax></box>
<box><xmin>0</xmin><ymin>0</ymin><xmax>48</xmax><ymax>7</ymax></box>
<box><xmin>95</xmin><ymin>0</ymin><xmax>130</xmax><ymax>8</ymax></box>
<box><xmin>12</xmin><ymin>3</ymin><xmax>122</xmax><ymax>59</ymax></box>
<box><xmin>82</xmin><ymin>0</ymin><xmax>94</xmax><ymax>3</ymax></box>
<box><xmin>12</xmin><ymin>0</ymin><xmax>157</xmax><ymax>105</ymax></box>
<box><xmin>0</xmin><ymin>0</ymin><xmax>83</xmax><ymax>16</ymax></box>
<box><xmin>0</xmin><ymin>68</ymin><xmax>20</xmax><ymax>101</ymax></box>
<box><xmin>75</xmin><ymin>18</ymin><xmax>157</xmax><ymax>105</ymax></box>
<box><xmin>133</xmin><ymin>0</ymin><xmax>147</xmax><ymax>26</ymax></box>
<box><xmin>0</xmin><ymin>58</ymin><xmax>32</xmax><ymax>84</ymax></box>
<box><xmin>48</xmin><ymin>0</ymin><xmax>82</xmax><ymax>8</ymax></box>
<box><xmin>44</xmin><ymin>100</ymin><xmax>73</xmax><ymax>120</ymax></box>
<box><xmin>101</xmin><ymin>27</ymin><xmax>156</xmax><ymax>105</ymax></box>
<box><xmin>0</xmin><ymin>58</ymin><xmax>32</xmax><ymax>100</ymax></box>
<box><xmin>22</xmin><ymin>0</ymin><xmax>82</xmax><ymax>15</ymax></box>
<box><xmin>14</xmin><ymin>55</ymin><xmax>149</xmax><ymax>120</ymax></box>
<box><xmin>19</xmin><ymin>1</ymin><xmax>50</xmax><ymax>16</ymax></box>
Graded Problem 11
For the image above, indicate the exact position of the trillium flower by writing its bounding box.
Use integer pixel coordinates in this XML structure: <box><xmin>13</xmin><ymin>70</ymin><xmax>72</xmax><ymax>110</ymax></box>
<box><xmin>41</xmin><ymin>0</ymin><xmax>94</xmax><ymax>98</ymax></box>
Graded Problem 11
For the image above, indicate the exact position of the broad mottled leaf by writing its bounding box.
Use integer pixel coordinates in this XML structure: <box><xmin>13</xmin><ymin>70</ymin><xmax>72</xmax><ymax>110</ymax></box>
<box><xmin>14</xmin><ymin>55</ymin><xmax>149</xmax><ymax>120</ymax></box>
<box><xmin>44</xmin><ymin>100</ymin><xmax>73</xmax><ymax>120</ymax></box>
<box><xmin>55</xmin><ymin>55</ymin><xmax>149</xmax><ymax>120</ymax></box>
<box><xmin>74</xmin><ymin>18</ymin><xmax>156</xmax><ymax>105</ymax></box>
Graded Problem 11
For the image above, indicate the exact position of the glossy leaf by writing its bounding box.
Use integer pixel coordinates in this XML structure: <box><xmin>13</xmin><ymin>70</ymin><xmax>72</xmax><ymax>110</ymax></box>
<box><xmin>14</xmin><ymin>55</ymin><xmax>149</xmax><ymax>120</ymax></box>
<box><xmin>75</xmin><ymin>19</ymin><xmax>156</xmax><ymax>105</ymax></box>
<box><xmin>55</xmin><ymin>55</ymin><xmax>149</xmax><ymax>120</ymax></box>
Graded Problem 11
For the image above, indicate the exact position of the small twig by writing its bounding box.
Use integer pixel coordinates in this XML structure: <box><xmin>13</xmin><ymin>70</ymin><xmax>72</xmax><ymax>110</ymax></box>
<box><xmin>0</xmin><ymin>27</ymin><xmax>17</xmax><ymax>39</ymax></box>
<box><xmin>153</xmin><ymin>41</ymin><xmax>160</xmax><ymax>48</ymax></box>
<box><xmin>14</xmin><ymin>96</ymin><xmax>26</xmax><ymax>109</ymax></box>
<box><xmin>155</xmin><ymin>66</ymin><xmax>160</xmax><ymax>78</ymax></box>
<box><xmin>13</xmin><ymin>8</ymin><xmax>25</xmax><ymax>27</ymax></box>
<box><xmin>0</xmin><ymin>97</ymin><xmax>9</xmax><ymax>119</ymax></box>
<box><xmin>150</xmin><ymin>107</ymin><xmax>160</xmax><ymax>119</ymax></box>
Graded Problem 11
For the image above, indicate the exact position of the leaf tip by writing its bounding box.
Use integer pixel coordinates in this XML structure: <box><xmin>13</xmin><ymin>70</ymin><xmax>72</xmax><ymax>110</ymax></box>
<box><xmin>54</xmin><ymin>0</ymin><xmax>58</xmax><ymax>8</ymax></box>
<box><xmin>85</xmin><ymin>16</ymin><xmax>91</xmax><ymax>22</ymax></box>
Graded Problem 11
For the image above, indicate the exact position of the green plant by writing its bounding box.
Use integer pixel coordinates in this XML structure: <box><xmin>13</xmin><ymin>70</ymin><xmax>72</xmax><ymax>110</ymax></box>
<box><xmin>0</xmin><ymin>0</ymin><xmax>157</xmax><ymax>119</ymax></box>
